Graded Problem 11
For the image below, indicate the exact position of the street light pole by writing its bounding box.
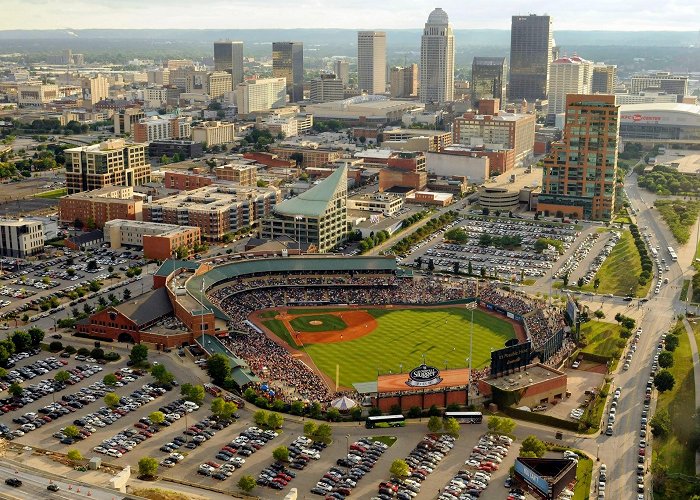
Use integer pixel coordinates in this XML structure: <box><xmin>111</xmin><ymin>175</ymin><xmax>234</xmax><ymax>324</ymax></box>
<box><xmin>465</xmin><ymin>301</ymin><xmax>477</xmax><ymax>407</ymax></box>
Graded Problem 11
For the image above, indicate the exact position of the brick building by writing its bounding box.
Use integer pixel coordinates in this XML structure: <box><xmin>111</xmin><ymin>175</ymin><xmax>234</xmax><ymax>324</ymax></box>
<box><xmin>59</xmin><ymin>186</ymin><xmax>142</xmax><ymax>228</ymax></box>
<box><xmin>269</xmin><ymin>146</ymin><xmax>344</xmax><ymax>168</ymax></box>
<box><xmin>163</xmin><ymin>170</ymin><xmax>214</xmax><ymax>191</ymax></box>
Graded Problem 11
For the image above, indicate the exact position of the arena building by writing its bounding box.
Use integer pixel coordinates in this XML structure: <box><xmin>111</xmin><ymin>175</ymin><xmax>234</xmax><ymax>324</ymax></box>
<box><xmin>619</xmin><ymin>103</ymin><xmax>700</xmax><ymax>147</ymax></box>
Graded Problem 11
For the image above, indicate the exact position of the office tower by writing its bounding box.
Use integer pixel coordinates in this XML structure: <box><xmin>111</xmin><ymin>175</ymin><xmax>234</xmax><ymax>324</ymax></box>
<box><xmin>509</xmin><ymin>14</ymin><xmax>553</xmax><ymax>101</ymax></box>
<box><xmin>0</xmin><ymin>219</ymin><xmax>44</xmax><ymax>258</ymax></box>
<box><xmin>310</xmin><ymin>74</ymin><xmax>345</xmax><ymax>103</ymax></box>
<box><xmin>390</xmin><ymin>65</ymin><xmax>419</xmax><ymax>98</ymax></box>
<box><xmin>214</xmin><ymin>41</ymin><xmax>244</xmax><ymax>89</ymax></box>
<box><xmin>357</xmin><ymin>31</ymin><xmax>386</xmax><ymax>94</ymax></box>
<box><xmin>548</xmin><ymin>56</ymin><xmax>593</xmax><ymax>115</ymax></box>
<box><xmin>630</xmin><ymin>72</ymin><xmax>688</xmax><ymax>96</ymax></box>
<box><xmin>206</xmin><ymin>71</ymin><xmax>233</xmax><ymax>99</ymax></box>
<box><xmin>64</xmin><ymin>139</ymin><xmax>151</xmax><ymax>194</ymax></box>
<box><xmin>272</xmin><ymin>42</ymin><xmax>304</xmax><ymax>103</ymax></box>
<box><xmin>471</xmin><ymin>57</ymin><xmax>507</xmax><ymax>107</ymax></box>
<box><xmin>333</xmin><ymin>60</ymin><xmax>350</xmax><ymax>86</ymax></box>
<box><xmin>539</xmin><ymin>94</ymin><xmax>619</xmax><ymax>221</ymax></box>
<box><xmin>591</xmin><ymin>63</ymin><xmax>617</xmax><ymax>94</ymax></box>
<box><xmin>419</xmin><ymin>8</ymin><xmax>455</xmax><ymax>104</ymax></box>
<box><xmin>87</xmin><ymin>75</ymin><xmax>109</xmax><ymax>106</ymax></box>
<box><xmin>235</xmin><ymin>78</ymin><xmax>287</xmax><ymax>114</ymax></box>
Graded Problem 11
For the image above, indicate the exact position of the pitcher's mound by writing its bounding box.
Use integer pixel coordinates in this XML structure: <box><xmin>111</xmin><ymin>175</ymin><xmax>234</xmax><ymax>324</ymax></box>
<box><xmin>309</xmin><ymin>320</ymin><xmax>323</xmax><ymax>326</ymax></box>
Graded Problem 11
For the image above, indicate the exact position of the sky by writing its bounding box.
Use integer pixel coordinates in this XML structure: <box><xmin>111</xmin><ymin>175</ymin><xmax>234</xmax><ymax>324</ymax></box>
<box><xmin>1</xmin><ymin>0</ymin><xmax>698</xmax><ymax>31</ymax></box>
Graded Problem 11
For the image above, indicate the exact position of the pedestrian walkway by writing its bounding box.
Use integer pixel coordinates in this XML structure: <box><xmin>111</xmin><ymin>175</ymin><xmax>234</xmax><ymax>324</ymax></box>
<box><xmin>681</xmin><ymin>318</ymin><xmax>700</xmax><ymax>474</ymax></box>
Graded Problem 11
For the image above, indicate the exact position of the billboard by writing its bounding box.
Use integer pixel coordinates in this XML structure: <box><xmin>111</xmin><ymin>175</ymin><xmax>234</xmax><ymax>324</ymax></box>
<box><xmin>490</xmin><ymin>341</ymin><xmax>532</xmax><ymax>377</ymax></box>
<box><xmin>405</xmin><ymin>364</ymin><xmax>443</xmax><ymax>388</ymax></box>
<box><xmin>514</xmin><ymin>459</ymin><xmax>550</xmax><ymax>497</ymax></box>
<box><xmin>535</xmin><ymin>329</ymin><xmax>565</xmax><ymax>362</ymax></box>
<box><xmin>565</xmin><ymin>294</ymin><xmax>577</xmax><ymax>325</ymax></box>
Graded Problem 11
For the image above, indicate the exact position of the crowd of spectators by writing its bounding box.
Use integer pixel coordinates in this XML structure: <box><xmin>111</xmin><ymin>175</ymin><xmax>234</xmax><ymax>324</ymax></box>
<box><xmin>204</xmin><ymin>272</ymin><xmax>568</xmax><ymax>405</ymax></box>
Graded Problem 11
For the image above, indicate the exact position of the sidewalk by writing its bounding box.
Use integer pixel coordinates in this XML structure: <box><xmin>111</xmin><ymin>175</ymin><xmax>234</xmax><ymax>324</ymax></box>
<box><xmin>682</xmin><ymin>317</ymin><xmax>700</xmax><ymax>474</ymax></box>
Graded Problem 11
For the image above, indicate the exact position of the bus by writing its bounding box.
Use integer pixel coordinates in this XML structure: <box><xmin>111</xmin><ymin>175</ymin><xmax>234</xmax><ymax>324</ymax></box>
<box><xmin>667</xmin><ymin>246</ymin><xmax>678</xmax><ymax>262</ymax></box>
<box><xmin>444</xmin><ymin>411</ymin><xmax>483</xmax><ymax>424</ymax></box>
<box><xmin>650</xmin><ymin>248</ymin><xmax>658</xmax><ymax>258</ymax></box>
<box><xmin>365</xmin><ymin>415</ymin><xmax>406</xmax><ymax>428</ymax></box>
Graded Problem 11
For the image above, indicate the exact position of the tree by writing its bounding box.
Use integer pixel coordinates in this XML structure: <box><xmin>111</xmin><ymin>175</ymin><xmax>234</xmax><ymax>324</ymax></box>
<box><xmin>11</xmin><ymin>331</ymin><xmax>31</xmax><ymax>352</ymax></box>
<box><xmin>326</xmin><ymin>407</ymin><xmax>341</xmax><ymax>422</ymax></box>
<box><xmin>253</xmin><ymin>410</ymin><xmax>268</xmax><ymax>426</ymax></box>
<box><xmin>577</xmin><ymin>277</ymin><xmax>584</xmax><ymax>288</ymax></box>
<box><xmin>180</xmin><ymin>383</ymin><xmax>205</xmax><ymax>404</ymax></box>
<box><xmin>303</xmin><ymin>421</ymin><xmax>317</xmax><ymax>438</ymax></box>
<box><xmin>443</xmin><ymin>417</ymin><xmax>460</xmax><ymax>438</ymax></box>
<box><xmin>594</xmin><ymin>309</ymin><xmax>605</xmax><ymax>319</ymax></box>
<box><xmin>650</xmin><ymin>409</ymin><xmax>671</xmax><ymax>437</ymax></box>
<box><xmin>151</xmin><ymin>364</ymin><xmax>174</xmax><ymax>385</ymax></box>
<box><xmin>49</xmin><ymin>341</ymin><xmax>63</xmax><ymax>352</ymax></box>
<box><xmin>658</xmin><ymin>351</ymin><xmax>674</xmax><ymax>368</ymax></box>
<box><xmin>104</xmin><ymin>392</ymin><xmax>120</xmax><ymax>408</ymax></box>
<box><xmin>267</xmin><ymin>412</ymin><xmax>284</xmax><ymax>429</ymax></box>
<box><xmin>313</xmin><ymin>423</ymin><xmax>333</xmax><ymax>444</ymax></box>
<box><xmin>664</xmin><ymin>334</ymin><xmax>679</xmax><ymax>352</ymax></box>
<box><xmin>427</xmin><ymin>416</ymin><xmax>443</xmax><ymax>433</ymax></box>
<box><xmin>290</xmin><ymin>400</ymin><xmax>305</xmax><ymax>416</ymax></box>
<box><xmin>654</xmin><ymin>370</ymin><xmax>675</xmax><ymax>392</ymax></box>
<box><xmin>54</xmin><ymin>370</ymin><xmax>71</xmax><ymax>383</ymax></box>
<box><xmin>350</xmin><ymin>406</ymin><xmax>363</xmax><ymax>421</ymax></box>
<box><xmin>211</xmin><ymin>398</ymin><xmax>238</xmax><ymax>420</ymax></box>
<box><xmin>129</xmin><ymin>344</ymin><xmax>148</xmax><ymax>365</ymax></box>
<box><xmin>237</xmin><ymin>475</ymin><xmax>256</xmax><ymax>493</ymax></box>
<box><xmin>27</xmin><ymin>327</ymin><xmax>44</xmax><ymax>346</ymax></box>
<box><xmin>64</xmin><ymin>425</ymin><xmax>80</xmax><ymax>439</ymax></box>
<box><xmin>272</xmin><ymin>446</ymin><xmax>289</xmax><ymax>462</ymax></box>
<box><xmin>103</xmin><ymin>373</ymin><xmax>118</xmax><ymax>386</ymax></box>
<box><xmin>520</xmin><ymin>435</ymin><xmax>546</xmax><ymax>458</ymax></box>
<box><xmin>390</xmin><ymin>459</ymin><xmax>410</xmax><ymax>478</ymax></box>
<box><xmin>149</xmin><ymin>411</ymin><xmax>165</xmax><ymax>425</ymax></box>
<box><xmin>206</xmin><ymin>354</ymin><xmax>231</xmax><ymax>385</ymax></box>
<box><xmin>123</xmin><ymin>288</ymin><xmax>132</xmax><ymax>301</ymax></box>
<box><xmin>593</xmin><ymin>278</ymin><xmax>600</xmax><ymax>291</ymax></box>
<box><xmin>138</xmin><ymin>457</ymin><xmax>159</xmax><ymax>478</ymax></box>
<box><xmin>8</xmin><ymin>382</ymin><xmax>22</xmax><ymax>397</ymax></box>
<box><xmin>66</xmin><ymin>449</ymin><xmax>83</xmax><ymax>461</ymax></box>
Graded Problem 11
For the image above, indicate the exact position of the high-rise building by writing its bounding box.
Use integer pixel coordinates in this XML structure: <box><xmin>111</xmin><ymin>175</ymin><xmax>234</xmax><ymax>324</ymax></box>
<box><xmin>262</xmin><ymin>166</ymin><xmax>347</xmax><ymax>253</ymax></box>
<box><xmin>333</xmin><ymin>60</ymin><xmax>350</xmax><ymax>86</ymax></box>
<box><xmin>87</xmin><ymin>75</ymin><xmax>109</xmax><ymax>107</ymax></box>
<box><xmin>591</xmin><ymin>63</ymin><xmax>617</xmax><ymax>94</ymax></box>
<box><xmin>310</xmin><ymin>74</ymin><xmax>345</xmax><ymax>103</ymax></box>
<box><xmin>419</xmin><ymin>8</ymin><xmax>455</xmax><ymax>104</ymax></box>
<box><xmin>548</xmin><ymin>56</ymin><xmax>593</xmax><ymax>115</ymax></box>
<box><xmin>630</xmin><ymin>72</ymin><xmax>688</xmax><ymax>96</ymax></box>
<box><xmin>214</xmin><ymin>41</ymin><xmax>244</xmax><ymax>89</ymax></box>
<box><xmin>539</xmin><ymin>94</ymin><xmax>619</xmax><ymax>221</ymax></box>
<box><xmin>64</xmin><ymin>139</ymin><xmax>151</xmax><ymax>194</ymax></box>
<box><xmin>133</xmin><ymin>114</ymin><xmax>192</xmax><ymax>143</ymax></box>
<box><xmin>509</xmin><ymin>14</ymin><xmax>553</xmax><ymax>101</ymax></box>
<box><xmin>235</xmin><ymin>78</ymin><xmax>287</xmax><ymax>114</ymax></box>
<box><xmin>390</xmin><ymin>65</ymin><xmax>419</xmax><ymax>98</ymax></box>
<box><xmin>357</xmin><ymin>31</ymin><xmax>386</xmax><ymax>94</ymax></box>
<box><xmin>471</xmin><ymin>57</ymin><xmax>507</xmax><ymax>107</ymax></box>
<box><xmin>272</xmin><ymin>42</ymin><xmax>304</xmax><ymax>103</ymax></box>
<box><xmin>206</xmin><ymin>71</ymin><xmax>233</xmax><ymax>99</ymax></box>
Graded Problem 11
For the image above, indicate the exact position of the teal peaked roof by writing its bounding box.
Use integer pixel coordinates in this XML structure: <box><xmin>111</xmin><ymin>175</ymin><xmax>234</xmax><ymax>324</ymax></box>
<box><xmin>273</xmin><ymin>165</ymin><xmax>346</xmax><ymax>218</ymax></box>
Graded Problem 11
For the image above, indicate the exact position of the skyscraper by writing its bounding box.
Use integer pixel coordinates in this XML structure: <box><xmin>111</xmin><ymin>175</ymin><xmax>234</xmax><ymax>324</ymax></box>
<box><xmin>419</xmin><ymin>8</ymin><xmax>455</xmax><ymax>104</ymax></box>
<box><xmin>547</xmin><ymin>56</ymin><xmax>593</xmax><ymax>115</ymax></box>
<box><xmin>509</xmin><ymin>14</ymin><xmax>553</xmax><ymax>101</ymax></box>
<box><xmin>591</xmin><ymin>63</ymin><xmax>617</xmax><ymax>94</ymax></box>
<box><xmin>333</xmin><ymin>60</ymin><xmax>350</xmax><ymax>86</ymax></box>
<box><xmin>471</xmin><ymin>57</ymin><xmax>507</xmax><ymax>107</ymax></box>
<box><xmin>213</xmin><ymin>41</ymin><xmax>244</xmax><ymax>89</ymax></box>
<box><xmin>538</xmin><ymin>94</ymin><xmax>619</xmax><ymax>221</ymax></box>
<box><xmin>390</xmin><ymin>65</ymin><xmax>418</xmax><ymax>98</ymax></box>
<box><xmin>357</xmin><ymin>31</ymin><xmax>386</xmax><ymax>94</ymax></box>
<box><xmin>272</xmin><ymin>42</ymin><xmax>304</xmax><ymax>103</ymax></box>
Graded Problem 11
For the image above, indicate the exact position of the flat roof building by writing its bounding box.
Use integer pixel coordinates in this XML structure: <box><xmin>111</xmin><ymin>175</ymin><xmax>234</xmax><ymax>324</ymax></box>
<box><xmin>214</xmin><ymin>41</ymin><xmax>244</xmax><ymax>89</ymax></box>
<box><xmin>191</xmin><ymin>120</ymin><xmax>236</xmax><ymax>147</ymax></box>
<box><xmin>305</xmin><ymin>95</ymin><xmax>423</xmax><ymax>125</ymax></box>
<box><xmin>348</xmin><ymin>193</ymin><xmax>404</xmax><ymax>216</ymax></box>
<box><xmin>272</xmin><ymin>42</ymin><xmax>304</xmax><ymax>103</ymax></box>
<box><xmin>104</xmin><ymin>219</ymin><xmax>201</xmax><ymax>260</ymax></box>
<box><xmin>236</xmin><ymin>78</ymin><xmax>287</xmax><ymax>115</ymax></box>
<box><xmin>618</xmin><ymin>102</ymin><xmax>700</xmax><ymax>147</ymax></box>
<box><xmin>509</xmin><ymin>14</ymin><xmax>553</xmax><ymax>101</ymax></box>
<box><xmin>0</xmin><ymin>219</ymin><xmax>44</xmax><ymax>258</ymax></box>
<box><xmin>59</xmin><ymin>185</ymin><xmax>142</xmax><ymax>228</ymax></box>
<box><xmin>357</xmin><ymin>31</ymin><xmax>386</xmax><ymax>95</ymax></box>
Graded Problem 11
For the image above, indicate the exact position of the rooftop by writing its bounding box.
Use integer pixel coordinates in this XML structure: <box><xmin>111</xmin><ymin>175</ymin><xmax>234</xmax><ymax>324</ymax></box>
<box><xmin>113</xmin><ymin>287</ymin><xmax>173</xmax><ymax>326</ymax></box>
<box><xmin>272</xmin><ymin>165</ymin><xmax>346</xmax><ymax>218</ymax></box>
<box><xmin>144</xmin><ymin>184</ymin><xmax>276</xmax><ymax>212</ymax></box>
<box><xmin>485</xmin><ymin>363</ymin><xmax>565</xmax><ymax>391</ymax></box>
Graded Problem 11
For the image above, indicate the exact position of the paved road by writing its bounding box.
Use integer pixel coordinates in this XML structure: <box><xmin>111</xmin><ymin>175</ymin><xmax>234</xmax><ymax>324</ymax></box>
<box><xmin>0</xmin><ymin>461</ymin><xmax>118</xmax><ymax>499</ymax></box>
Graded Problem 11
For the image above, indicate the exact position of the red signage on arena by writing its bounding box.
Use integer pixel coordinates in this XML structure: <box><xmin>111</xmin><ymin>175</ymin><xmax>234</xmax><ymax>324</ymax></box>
<box><xmin>621</xmin><ymin>114</ymin><xmax>662</xmax><ymax>122</ymax></box>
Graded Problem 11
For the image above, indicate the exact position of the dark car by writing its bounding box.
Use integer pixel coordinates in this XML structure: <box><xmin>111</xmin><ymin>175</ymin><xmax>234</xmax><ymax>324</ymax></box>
<box><xmin>5</xmin><ymin>478</ymin><xmax>22</xmax><ymax>487</ymax></box>
<box><xmin>47</xmin><ymin>483</ymin><xmax>60</xmax><ymax>492</ymax></box>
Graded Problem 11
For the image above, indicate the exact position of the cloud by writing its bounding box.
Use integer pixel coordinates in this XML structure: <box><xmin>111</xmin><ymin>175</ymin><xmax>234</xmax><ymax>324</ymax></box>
<box><xmin>1</xmin><ymin>0</ymin><xmax>697</xmax><ymax>30</ymax></box>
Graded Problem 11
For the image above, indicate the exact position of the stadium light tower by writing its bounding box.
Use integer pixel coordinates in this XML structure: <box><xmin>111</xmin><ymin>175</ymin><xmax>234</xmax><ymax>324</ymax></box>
<box><xmin>465</xmin><ymin>301</ymin><xmax>478</xmax><ymax>405</ymax></box>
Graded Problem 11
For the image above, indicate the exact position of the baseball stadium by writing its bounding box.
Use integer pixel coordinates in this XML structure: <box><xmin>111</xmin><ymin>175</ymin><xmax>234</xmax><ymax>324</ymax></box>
<box><xmin>147</xmin><ymin>255</ymin><xmax>571</xmax><ymax>411</ymax></box>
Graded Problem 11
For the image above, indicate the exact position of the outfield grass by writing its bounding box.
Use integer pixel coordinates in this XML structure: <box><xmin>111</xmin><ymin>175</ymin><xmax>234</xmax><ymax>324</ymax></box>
<box><xmin>262</xmin><ymin>319</ymin><xmax>297</xmax><ymax>348</ymax></box>
<box><xmin>653</xmin><ymin>321</ymin><xmax>696</xmax><ymax>491</ymax></box>
<box><xmin>290</xmin><ymin>314</ymin><xmax>347</xmax><ymax>332</ymax></box>
<box><xmin>582</xmin><ymin>230</ymin><xmax>650</xmax><ymax>298</ymax></box>
<box><xmin>273</xmin><ymin>307</ymin><xmax>516</xmax><ymax>387</ymax></box>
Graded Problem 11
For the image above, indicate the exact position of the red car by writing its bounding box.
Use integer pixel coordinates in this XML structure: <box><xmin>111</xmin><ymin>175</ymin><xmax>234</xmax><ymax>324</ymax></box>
<box><xmin>134</xmin><ymin>423</ymin><xmax>148</xmax><ymax>429</ymax></box>
<box><xmin>205</xmin><ymin>461</ymin><xmax>220</xmax><ymax>469</ymax></box>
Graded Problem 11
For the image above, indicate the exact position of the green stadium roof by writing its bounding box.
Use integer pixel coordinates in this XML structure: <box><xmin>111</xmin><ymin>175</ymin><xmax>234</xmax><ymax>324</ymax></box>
<box><xmin>272</xmin><ymin>166</ymin><xmax>346</xmax><ymax>218</ymax></box>
<box><xmin>155</xmin><ymin>259</ymin><xmax>200</xmax><ymax>277</ymax></box>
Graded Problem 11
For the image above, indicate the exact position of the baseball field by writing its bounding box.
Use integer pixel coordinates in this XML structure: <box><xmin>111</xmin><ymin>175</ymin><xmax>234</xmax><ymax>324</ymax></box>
<box><xmin>253</xmin><ymin>306</ymin><xmax>518</xmax><ymax>388</ymax></box>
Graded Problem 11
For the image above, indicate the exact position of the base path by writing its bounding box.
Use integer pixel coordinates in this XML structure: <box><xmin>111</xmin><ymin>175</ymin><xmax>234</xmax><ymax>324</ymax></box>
<box><xmin>275</xmin><ymin>309</ymin><xmax>378</xmax><ymax>346</ymax></box>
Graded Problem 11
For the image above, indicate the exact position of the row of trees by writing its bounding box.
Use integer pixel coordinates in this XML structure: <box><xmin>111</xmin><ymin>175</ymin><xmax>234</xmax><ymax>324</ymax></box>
<box><xmin>478</xmin><ymin>234</ymin><xmax>522</xmax><ymax>249</ymax></box>
<box><xmin>391</xmin><ymin>212</ymin><xmax>460</xmax><ymax>255</ymax></box>
<box><xmin>629</xmin><ymin>224</ymin><xmax>653</xmax><ymax>287</ymax></box>
<box><xmin>358</xmin><ymin>230</ymin><xmax>390</xmax><ymax>253</ymax></box>
<box><xmin>0</xmin><ymin>327</ymin><xmax>44</xmax><ymax>365</ymax></box>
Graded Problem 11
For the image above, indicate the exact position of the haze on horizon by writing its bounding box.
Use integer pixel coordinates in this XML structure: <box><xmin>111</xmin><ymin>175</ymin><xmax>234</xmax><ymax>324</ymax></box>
<box><xmin>1</xmin><ymin>0</ymin><xmax>698</xmax><ymax>31</ymax></box>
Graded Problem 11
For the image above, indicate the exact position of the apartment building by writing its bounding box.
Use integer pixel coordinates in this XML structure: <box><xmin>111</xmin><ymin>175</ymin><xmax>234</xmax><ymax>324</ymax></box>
<box><xmin>59</xmin><ymin>185</ymin><xmax>142</xmax><ymax>228</ymax></box>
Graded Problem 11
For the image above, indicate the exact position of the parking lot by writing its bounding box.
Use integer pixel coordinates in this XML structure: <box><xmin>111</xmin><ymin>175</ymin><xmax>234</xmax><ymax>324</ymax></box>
<box><xmin>400</xmin><ymin>216</ymin><xmax>582</xmax><ymax>280</ymax></box>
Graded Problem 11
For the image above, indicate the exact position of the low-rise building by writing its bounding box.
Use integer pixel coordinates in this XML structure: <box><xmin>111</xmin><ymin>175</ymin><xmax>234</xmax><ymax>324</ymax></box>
<box><xmin>143</xmin><ymin>184</ymin><xmax>278</xmax><ymax>241</ymax></box>
<box><xmin>269</xmin><ymin>145</ymin><xmax>344</xmax><ymax>168</ymax></box>
<box><xmin>425</xmin><ymin>150</ymin><xmax>490</xmax><ymax>184</ymax></box>
<box><xmin>478</xmin><ymin>187</ymin><xmax>521</xmax><ymax>212</ymax></box>
<box><xmin>148</xmin><ymin>139</ymin><xmax>203</xmax><ymax>159</ymax></box>
<box><xmin>163</xmin><ymin>170</ymin><xmax>214</xmax><ymax>191</ymax></box>
<box><xmin>59</xmin><ymin>186</ymin><xmax>142</xmax><ymax>228</ymax></box>
<box><xmin>133</xmin><ymin>114</ymin><xmax>192</xmax><ymax>143</ymax></box>
<box><xmin>18</xmin><ymin>83</ymin><xmax>59</xmax><ymax>107</ymax></box>
<box><xmin>191</xmin><ymin>120</ymin><xmax>236</xmax><ymax>147</ymax></box>
<box><xmin>103</xmin><ymin>219</ymin><xmax>201</xmax><ymax>259</ymax></box>
<box><xmin>305</xmin><ymin>95</ymin><xmax>424</xmax><ymax>125</ymax></box>
<box><xmin>382</xmin><ymin>128</ymin><xmax>452</xmax><ymax>152</ymax></box>
<box><xmin>213</xmin><ymin>163</ymin><xmax>257</xmax><ymax>186</ymax></box>
<box><xmin>0</xmin><ymin>219</ymin><xmax>45</xmax><ymax>258</ymax></box>
<box><xmin>406</xmin><ymin>191</ymin><xmax>453</xmax><ymax>206</ymax></box>
<box><xmin>348</xmin><ymin>193</ymin><xmax>404</xmax><ymax>216</ymax></box>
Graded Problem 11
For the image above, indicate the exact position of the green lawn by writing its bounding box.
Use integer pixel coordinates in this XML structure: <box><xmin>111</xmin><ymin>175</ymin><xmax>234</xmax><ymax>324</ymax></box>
<box><xmin>681</xmin><ymin>280</ymin><xmax>691</xmax><ymax>302</ymax></box>
<box><xmin>652</xmin><ymin>321</ymin><xmax>696</xmax><ymax>495</ymax></box>
<box><xmin>371</xmin><ymin>436</ymin><xmax>397</xmax><ymax>447</ymax></box>
<box><xmin>580</xmin><ymin>321</ymin><xmax>624</xmax><ymax>358</ymax></box>
<box><xmin>289</xmin><ymin>314</ymin><xmax>347</xmax><ymax>332</ymax></box>
<box><xmin>582</xmin><ymin>230</ymin><xmax>650</xmax><ymax>298</ymax></box>
<box><xmin>270</xmin><ymin>307</ymin><xmax>516</xmax><ymax>387</ymax></box>
<box><xmin>33</xmin><ymin>187</ymin><xmax>67</xmax><ymax>199</ymax></box>
<box><xmin>262</xmin><ymin>319</ymin><xmax>297</xmax><ymax>348</ymax></box>
<box><xmin>573</xmin><ymin>457</ymin><xmax>593</xmax><ymax>500</ymax></box>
